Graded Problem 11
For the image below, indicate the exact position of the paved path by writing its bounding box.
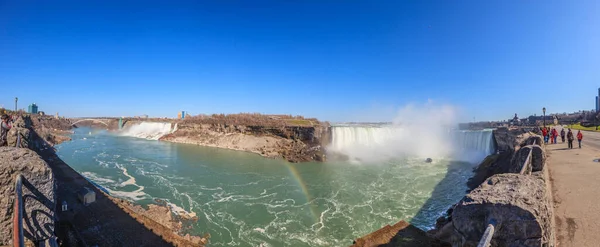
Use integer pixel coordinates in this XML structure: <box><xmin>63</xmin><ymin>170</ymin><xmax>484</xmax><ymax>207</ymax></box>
<box><xmin>547</xmin><ymin>127</ymin><xmax>600</xmax><ymax>247</ymax></box>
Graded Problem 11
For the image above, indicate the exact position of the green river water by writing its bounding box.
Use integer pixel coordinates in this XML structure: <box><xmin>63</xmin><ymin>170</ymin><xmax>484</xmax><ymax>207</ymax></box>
<box><xmin>55</xmin><ymin>127</ymin><xmax>479</xmax><ymax>247</ymax></box>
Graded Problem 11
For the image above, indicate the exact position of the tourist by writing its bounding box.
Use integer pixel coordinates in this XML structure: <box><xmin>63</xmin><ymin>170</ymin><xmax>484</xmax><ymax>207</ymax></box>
<box><xmin>577</xmin><ymin>130</ymin><xmax>583</xmax><ymax>149</ymax></box>
<box><xmin>0</xmin><ymin>114</ymin><xmax>11</xmax><ymax>147</ymax></box>
<box><xmin>552</xmin><ymin>128</ymin><xmax>558</xmax><ymax>144</ymax></box>
<box><xmin>542</xmin><ymin>127</ymin><xmax>549</xmax><ymax>144</ymax></box>
<box><xmin>567</xmin><ymin>129</ymin><xmax>574</xmax><ymax>149</ymax></box>
<box><xmin>560</xmin><ymin>128</ymin><xmax>566</xmax><ymax>143</ymax></box>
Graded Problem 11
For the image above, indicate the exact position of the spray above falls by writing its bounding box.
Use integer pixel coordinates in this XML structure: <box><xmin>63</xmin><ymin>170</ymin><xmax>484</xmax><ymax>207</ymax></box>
<box><xmin>328</xmin><ymin>102</ymin><xmax>494</xmax><ymax>163</ymax></box>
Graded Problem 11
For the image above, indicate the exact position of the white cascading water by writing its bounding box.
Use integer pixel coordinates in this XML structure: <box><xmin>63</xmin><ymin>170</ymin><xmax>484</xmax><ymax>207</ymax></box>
<box><xmin>329</xmin><ymin>125</ymin><xmax>495</xmax><ymax>163</ymax></box>
<box><xmin>120</xmin><ymin>122</ymin><xmax>174</xmax><ymax>140</ymax></box>
<box><xmin>452</xmin><ymin>129</ymin><xmax>495</xmax><ymax>157</ymax></box>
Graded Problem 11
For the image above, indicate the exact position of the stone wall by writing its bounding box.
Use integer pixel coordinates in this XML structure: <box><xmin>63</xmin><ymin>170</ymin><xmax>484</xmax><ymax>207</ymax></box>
<box><xmin>453</xmin><ymin>174</ymin><xmax>553</xmax><ymax>246</ymax></box>
<box><xmin>442</xmin><ymin>132</ymin><xmax>556</xmax><ymax>247</ymax></box>
<box><xmin>0</xmin><ymin>147</ymin><xmax>55</xmax><ymax>246</ymax></box>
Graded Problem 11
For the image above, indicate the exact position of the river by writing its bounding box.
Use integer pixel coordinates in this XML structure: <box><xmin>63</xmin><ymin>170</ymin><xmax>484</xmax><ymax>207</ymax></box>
<box><xmin>55</xmin><ymin>126</ymin><xmax>490</xmax><ymax>246</ymax></box>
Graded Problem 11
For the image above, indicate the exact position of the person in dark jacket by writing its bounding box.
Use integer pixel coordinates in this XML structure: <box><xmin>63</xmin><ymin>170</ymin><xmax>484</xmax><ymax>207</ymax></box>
<box><xmin>560</xmin><ymin>128</ymin><xmax>566</xmax><ymax>143</ymax></box>
<box><xmin>0</xmin><ymin>114</ymin><xmax>11</xmax><ymax>146</ymax></box>
<box><xmin>567</xmin><ymin>129</ymin><xmax>574</xmax><ymax>149</ymax></box>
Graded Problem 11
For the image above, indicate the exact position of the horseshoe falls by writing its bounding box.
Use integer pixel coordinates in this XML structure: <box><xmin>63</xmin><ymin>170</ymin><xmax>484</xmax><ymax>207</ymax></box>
<box><xmin>56</xmin><ymin>125</ymin><xmax>495</xmax><ymax>247</ymax></box>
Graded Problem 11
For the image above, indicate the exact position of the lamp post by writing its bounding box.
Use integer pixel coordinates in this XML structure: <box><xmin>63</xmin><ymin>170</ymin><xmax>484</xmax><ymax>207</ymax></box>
<box><xmin>543</xmin><ymin>107</ymin><xmax>546</xmax><ymax>127</ymax></box>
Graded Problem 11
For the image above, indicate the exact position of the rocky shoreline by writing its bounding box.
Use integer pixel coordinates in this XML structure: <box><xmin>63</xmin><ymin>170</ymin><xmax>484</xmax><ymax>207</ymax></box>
<box><xmin>160</xmin><ymin>122</ymin><xmax>330</xmax><ymax>162</ymax></box>
<box><xmin>2</xmin><ymin>114</ymin><xmax>208</xmax><ymax>246</ymax></box>
<box><xmin>72</xmin><ymin>114</ymin><xmax>332</xmax><ymax>163</ymax></box>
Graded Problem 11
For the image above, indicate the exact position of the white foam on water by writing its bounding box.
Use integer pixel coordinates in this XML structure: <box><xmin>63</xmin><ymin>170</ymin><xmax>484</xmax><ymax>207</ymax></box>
<box><xmin>166</xmin><ymin>201</ymin><xmax>197</xmax><ymax>218</ymax></box>
<box><xmin>103</xmin><ymin>164</ymin><xmax>148</xmax><ymax>201</ymax></box>
<box><xmin>81</xmin><ymin>172</ymin><xmax>116</xmax><ymax>184</ymax></box>
<box><xmin>120</xmin><ymin>122</ymin><xmax>174</xmax><ymax>140</ymax></box>
<box><xmin>117</xmin><ymin>165</ymin><xmax>138</xmax><ymax>187</ymax></box>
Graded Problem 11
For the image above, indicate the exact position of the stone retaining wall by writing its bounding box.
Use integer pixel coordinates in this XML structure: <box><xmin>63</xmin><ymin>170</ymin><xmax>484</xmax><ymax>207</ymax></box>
<box><xmin>449</xmin><ymin>133</ymin><xmax>556</xmax><ymax>247</ymax></box>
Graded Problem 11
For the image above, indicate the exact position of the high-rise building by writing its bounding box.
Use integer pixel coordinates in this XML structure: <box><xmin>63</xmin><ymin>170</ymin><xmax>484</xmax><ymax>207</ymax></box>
<box><xmin>28</xmin><ymin>103</ymin><xmax>38</xmax><ymax>114</ymax></box>
<box><xmin>596</xmin><ymin>96</ymin><xmax>598</xmax><ymax>112</ymax></box>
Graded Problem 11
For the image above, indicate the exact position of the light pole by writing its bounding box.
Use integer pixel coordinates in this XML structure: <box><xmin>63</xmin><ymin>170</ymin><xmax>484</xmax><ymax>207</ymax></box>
<box><xmin>542</xmin><ymin>107</ymin><xmax>546</xmax><ymax>128</ymax></box>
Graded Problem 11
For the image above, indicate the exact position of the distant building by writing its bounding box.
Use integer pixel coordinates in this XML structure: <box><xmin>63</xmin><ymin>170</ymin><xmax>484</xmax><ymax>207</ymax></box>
<box><xmin>177</xmin><ymin>111</ymin><xmax>186</xmax><ymax>119</ymax></box>
<box><xmin>597</xmin><ymin>88</ymin><xmax>600</xmax><ymax>112</ymax></box>
<box><xmin>28</xmin><ymin>103</ymin><xmax>38</xmax><ymax>114</ymax></box>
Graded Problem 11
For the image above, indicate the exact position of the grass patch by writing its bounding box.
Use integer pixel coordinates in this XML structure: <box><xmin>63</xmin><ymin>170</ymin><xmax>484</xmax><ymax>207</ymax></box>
<box><xmin>567</xmin><ymin>123</ymin><xmax>600</xmax><ymax>132</ymax></box>
<box><xmin>284</xmin><ymin>119</ymin><xmax>313</xmax><ymax>126</ymax></box>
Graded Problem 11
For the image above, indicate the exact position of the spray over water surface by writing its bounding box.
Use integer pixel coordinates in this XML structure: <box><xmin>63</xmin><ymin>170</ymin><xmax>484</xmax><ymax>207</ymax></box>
<box><xmin>56</xmin><ymin>120</ymin><xmax>494</xmax><ymax>246</ymax></box>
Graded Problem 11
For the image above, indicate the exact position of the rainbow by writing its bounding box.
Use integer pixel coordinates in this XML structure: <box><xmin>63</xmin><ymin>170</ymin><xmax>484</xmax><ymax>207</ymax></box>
<box><xmin>284</xmin><ymin>162</ymin><xmax>319</xmax><ymax>221</ymax></box>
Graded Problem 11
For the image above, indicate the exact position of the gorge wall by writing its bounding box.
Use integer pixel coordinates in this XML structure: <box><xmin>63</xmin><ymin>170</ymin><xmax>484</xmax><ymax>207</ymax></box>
<box><xmin>1</xmin><ymin>115</ymin><xmax>208</xmax><ymax>246</ymax></box>
<box><xmin>158</xmin><ymin>121</ymin><xmax>331</xmax><ymax>162</ymax></box>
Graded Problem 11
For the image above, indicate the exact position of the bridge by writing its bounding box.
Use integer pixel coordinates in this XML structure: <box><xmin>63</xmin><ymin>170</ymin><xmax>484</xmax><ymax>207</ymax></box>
<box><xmin>70</xmin><ymin>119</ymin><xmax>110</xmax><ymax>127</ymax></box>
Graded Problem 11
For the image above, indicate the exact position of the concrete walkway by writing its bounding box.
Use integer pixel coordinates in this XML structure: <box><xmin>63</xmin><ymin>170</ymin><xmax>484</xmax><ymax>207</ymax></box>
<box><xmin>547</xmin><ymin>128</ymin><xmax>600</xmax><ymax>247</ymax></box>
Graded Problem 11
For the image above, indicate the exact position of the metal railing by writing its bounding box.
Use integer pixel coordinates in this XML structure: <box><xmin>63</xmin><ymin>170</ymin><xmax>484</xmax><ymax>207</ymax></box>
<box><xmin>13</xmin><ymin>174</ymin><xmax>24</xmax><ymax>247</ymax></box>
<box><xmin>477</xmin><ymin>219</ymin><xmax>497</xmax><ymax>247</ymax></box>
<box><xmin>519</xmin><ymin>139</ymin><xmax>537</xmax><ymax>175</ymax></box>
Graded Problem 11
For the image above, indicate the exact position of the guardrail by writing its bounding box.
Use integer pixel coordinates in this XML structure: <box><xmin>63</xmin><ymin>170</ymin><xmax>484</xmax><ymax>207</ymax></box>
<box><xmin>13</xmin><ymin>174</ymin><xmax>24</xmax><ymax>247</ymax></box>
<box><xmin>477</xmin><ymin>138</ymin><xmax>539</xmax><ymax>246</ymax></box>
<box><xmin>519</xmin><ymin>139</ymin><xmax>537</xmax><ymax>175</ymax></box>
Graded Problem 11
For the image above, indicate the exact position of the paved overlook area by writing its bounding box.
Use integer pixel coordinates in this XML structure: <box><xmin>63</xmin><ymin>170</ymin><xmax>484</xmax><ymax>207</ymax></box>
<box><xmin>547</xmin><ymin>128</ymin><xmax>600</xmax><ymax>247</ymax></box>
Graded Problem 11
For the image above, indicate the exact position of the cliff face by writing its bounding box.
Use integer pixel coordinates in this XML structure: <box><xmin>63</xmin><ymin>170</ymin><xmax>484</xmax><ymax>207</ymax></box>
<box><xmin>0</xmin><ymin>147</ymin><xmax>55</xmax><ymax>246</ymax></box>
<box><xmin>160</xmin><ymin>122</ymin><xmax>331</xmax><ymax>162</ymax></box>
<box><xmin>466</xmin><ymin>127</ymin><xmax>533</xmax><ymax>190</ymax></box>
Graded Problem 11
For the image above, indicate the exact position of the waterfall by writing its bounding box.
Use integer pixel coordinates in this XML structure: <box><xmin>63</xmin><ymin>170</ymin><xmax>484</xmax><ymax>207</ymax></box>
<box><xmin>329</xmin><ymin>125</ymin><xmax>495</xmax><ymax>162</ymax></box>
<box><xmin>120</xmin><ymin>122</ymin><xmax>174</xmax><ymax>140</ymax></box>
<box><xmin>452</xmin><ymin>129</ymin><xmax>495</xmax><ymax>157</ymax></box>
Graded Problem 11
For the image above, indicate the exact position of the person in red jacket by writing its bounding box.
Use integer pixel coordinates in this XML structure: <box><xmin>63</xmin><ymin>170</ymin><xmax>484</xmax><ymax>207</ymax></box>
<box><xmin>542</xmin><ymin>127</ymin><xmax>548</xmax><ymax>144</ymax></box>
<box><xmin>552</xmin><ymin>128</ymin><xmax>558</xmax><ymax>144</ymax></box>
<box><xmin>577</xmin><ymin>130</ymin><xmax>583</xmax><ymax>148</ymax></box>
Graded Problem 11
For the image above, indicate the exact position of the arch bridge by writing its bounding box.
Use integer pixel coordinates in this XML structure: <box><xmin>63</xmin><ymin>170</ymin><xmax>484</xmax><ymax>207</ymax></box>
<box><xmin>71</xmin><ymin>119</ymin><xmax>110</xmax><ymax>127</ymax></box>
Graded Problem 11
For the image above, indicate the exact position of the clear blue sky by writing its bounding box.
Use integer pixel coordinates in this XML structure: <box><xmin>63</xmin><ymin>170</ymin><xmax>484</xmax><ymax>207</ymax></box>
<box><xmin>1</xmin><ymin>1</ymin><xmax>599</xmax><ymax>122</ymax></box>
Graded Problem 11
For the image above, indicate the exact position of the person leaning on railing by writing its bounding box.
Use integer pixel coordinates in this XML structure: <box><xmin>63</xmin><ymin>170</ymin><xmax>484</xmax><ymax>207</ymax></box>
<box><xmin>0</xmin><ymin>114</ymin><xmax>12</xmax><ymax>146</ymax></box>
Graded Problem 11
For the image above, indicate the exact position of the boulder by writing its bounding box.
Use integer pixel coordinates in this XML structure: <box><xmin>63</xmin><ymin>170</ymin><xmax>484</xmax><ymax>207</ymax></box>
<box><xmin>452</xmin><ymin>173</ymin><xmax>553</xmax><ymax>247</ymax></box>
<box><xmin>509</xmin><ymin>145</ymin><xmax>545</xmax><ymax>173</ymax></box>
<box><xmin>0</xmin><ymin>147</ymin><xmax>55</xmax><ymax>245</ymax></box>
<box><xmin>6</xmin><ymin>127</ymin><xmax>31</xmax><ymax>148</ymax></box>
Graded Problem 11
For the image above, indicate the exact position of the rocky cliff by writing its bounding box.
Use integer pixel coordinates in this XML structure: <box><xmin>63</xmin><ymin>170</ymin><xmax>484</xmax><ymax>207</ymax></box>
<box><xmin>0</xmin><ymin>147</ymin><xmax>55</xmax><ymax>246</ymax></box>
<box><xmin>1</xmin><ymin>115</ymin><xmax>208</xmax><ymax>246</ymax></box>
<box><xmin>160</xmin><ymin>122</ymin><xmax>331</xmax><ymax>162</ymax></box>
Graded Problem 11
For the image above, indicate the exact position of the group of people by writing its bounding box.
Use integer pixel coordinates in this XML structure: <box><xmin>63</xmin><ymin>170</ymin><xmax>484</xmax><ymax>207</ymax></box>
<box><xmin>541</xmin><ymin>126</ymin><xmax>583</xmax><ymax>149</ymax></box>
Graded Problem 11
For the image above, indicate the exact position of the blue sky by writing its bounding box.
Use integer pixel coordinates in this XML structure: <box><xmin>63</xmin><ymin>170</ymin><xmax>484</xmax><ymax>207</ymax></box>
<box><xmin>1</xmin><ymin>1</ymin><xmax>599</xmax><ymax>122</ymax></box>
